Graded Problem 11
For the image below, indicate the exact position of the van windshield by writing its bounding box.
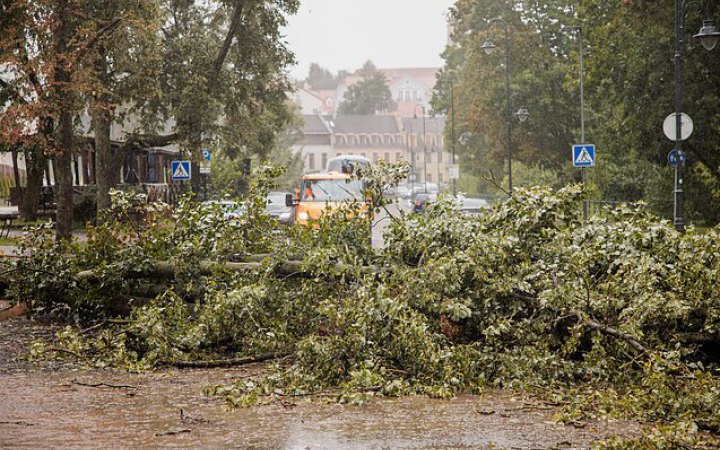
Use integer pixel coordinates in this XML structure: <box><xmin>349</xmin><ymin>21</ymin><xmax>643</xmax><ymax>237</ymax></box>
<box><xmin>301</xmin><ymin>179</ymin><xmax>364</xmax><ymax>202</ymax></box>
<box><xmin>326</xmin><ymin>158</ymin><xmax>371</xmax><ymax>174</ymax></box>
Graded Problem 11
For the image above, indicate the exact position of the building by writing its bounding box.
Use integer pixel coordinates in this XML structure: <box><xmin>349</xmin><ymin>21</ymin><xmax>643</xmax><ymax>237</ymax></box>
<box><xmin>402</xmin><ymin>116</ymin><xmax>451</xmax><ymax>186</ymax></box>
<box><xmin>293</xmin><ymin>114</ymin><xmax>452</xmax><ymax>188</ymax></box>
<box><xmin>295</xmin><ymin>67</ymin><xmax>440</xmax><ymax>118</ymax></box>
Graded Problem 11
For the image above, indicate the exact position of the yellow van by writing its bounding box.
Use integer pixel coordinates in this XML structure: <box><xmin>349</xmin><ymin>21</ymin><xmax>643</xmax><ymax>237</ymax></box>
<box><xmin>285</xmin><ymin>172</ymin><xmax>369</xmax><ymax>226</ymax></box>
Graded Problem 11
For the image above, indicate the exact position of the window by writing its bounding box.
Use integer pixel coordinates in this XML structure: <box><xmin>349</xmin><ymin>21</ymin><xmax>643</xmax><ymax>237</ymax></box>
<box><xmin>397</xmin><ymin>90</ymin><xmax>403</xmax><ymax>101</ymax></box>
<box><xmin>438</xmin><ymin>173</ymin><xmax>444</xmax><ymax>183</ymax></box>
<box><xmin>412</xmin><ymin>90</ymin><xmax>418</xmax><ymax>100</ymax></box>
<box><xmin>308</xmin><ymin>153</ymin><xmax>315</xmax><ymax>171</ymax></box>
<box><xmin>427</xmin><ymin>152</ymin><xmax>432</xmax><ymax>164</ymax></box>
<box><xmin>384</xmin><ymin>152</ymin><xmax>390</xmax><ymax>161</ymax></box>
<box><xmin>437</xmin><ymin>150</ymin><xmax>443</xmax><ymax>163</ymax></box>
<box><xmin>301</xmin><ymin>179</ymin><xmax>364</xmax><ymax>202</ymax></box>
<box><xmin>321</xmin><ymin>153</ymin><xmax>328</xmax><ymax>169</ymax></box>
<box><xmin>396</xmin><ymin>152</ymin><xmax>402</xmax><ymax>161</ymax></box>
<box><xmin>405</xmin><ymin>91</ymin><xmax>410</xmax><ymax>101</ymax></box>
<box><xmin>373</xmin><ymin>153</ymin><xmax>378</xmax><ymax>163</ymax></box>
<box><xmin>427</xmin><ymin>173</ymin><xmax>433</xmax><ymax>182</ymax></box>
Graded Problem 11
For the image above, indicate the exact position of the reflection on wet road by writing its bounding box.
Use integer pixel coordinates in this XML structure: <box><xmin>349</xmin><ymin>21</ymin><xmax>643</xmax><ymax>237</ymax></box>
<box><xmin>0</xmin><ymin>368</ymin><xmax>638</xmax><ymax>449</ymax></box>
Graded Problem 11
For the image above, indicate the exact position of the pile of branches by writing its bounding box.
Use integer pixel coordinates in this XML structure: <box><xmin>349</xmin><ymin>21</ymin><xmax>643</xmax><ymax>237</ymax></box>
<box><xmin>7</xmin><ymin>164</ymin><xmax>720</xmax><ymax>448</ymax></box>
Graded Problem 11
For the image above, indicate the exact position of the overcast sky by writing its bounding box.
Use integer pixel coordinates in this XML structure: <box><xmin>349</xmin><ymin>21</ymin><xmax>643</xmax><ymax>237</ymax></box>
<box><xmin>282</xmin><ymin>0</ymin><xmax>455</xmax><ymax>80</ymax></box>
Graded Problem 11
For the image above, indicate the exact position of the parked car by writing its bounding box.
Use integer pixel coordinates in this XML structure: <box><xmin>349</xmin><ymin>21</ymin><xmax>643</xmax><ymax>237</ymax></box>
<box><xmin>265</xmin><ymin>191</ymin><xmax>293</xmax><ymax>224</ymax></box>
<box><xmin>411</xmin><ymin>183</ymin><xmax>440</xmax><ymax>196</ymax></box>
<box><xmin>457</xmin><ymin>197</ymin><xmax>490</xmax><ymax>217</ymax></box>
<box><xmin>201</xmin><ymin>200</ymin><xmax>246</xmax><ymax>221</ymax></box>
<box><xmin>413</xmin><ymin>193</ymin><xmax>437</xmax><ymax>213</ymax></box>
<box><xmin>396</xmin><ymin>185</ymin><xmax>412</xmax><ymax>199</ymax></box>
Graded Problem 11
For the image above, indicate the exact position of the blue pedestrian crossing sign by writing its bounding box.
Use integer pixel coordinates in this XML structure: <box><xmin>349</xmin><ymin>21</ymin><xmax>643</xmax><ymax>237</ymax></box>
<box><xmin>572</xmin><ymin>144</ymin><xmax>596</xmax><ymax>167</ymax></box>
<box><xmin>171</xmin><ymin>160</ymin><xmax>192</xmax><ymax>181</ymax></box>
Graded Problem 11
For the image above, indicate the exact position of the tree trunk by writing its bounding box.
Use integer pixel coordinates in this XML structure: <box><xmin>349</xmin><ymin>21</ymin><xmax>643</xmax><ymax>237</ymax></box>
<box><xmin>11</xmin><ymin>147</ymin><xmax>21</xmax><ymax>192</ymax></box>
<box><xmin>53</xmin><ymin>0</ymin><xmax>74</xmax><ymax>241</ymax></box>
<box><xmin>94</xmin><ymin>112</ymin><xmax>112</xmax><ymax>212</ymax></box>
<box><xmin>93</xmin><ymin>44</ymin><xmax>113</xmax><ymax>214</ymax></box>
<box><xmin>19</xmin><ymin>149</ymin><xmax>45</xmax><ymax>221</ymax></box>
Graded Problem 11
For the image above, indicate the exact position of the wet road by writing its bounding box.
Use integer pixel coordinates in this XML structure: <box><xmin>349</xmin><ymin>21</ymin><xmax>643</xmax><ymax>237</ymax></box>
<box><xmin>372</xmin><ymin>198</ymin><xmax>410</xmax><ymax>248</ymax></box>
<box><xmin>0</xmin><ymin>367</ymin><xmax>640</xmax><ymax>450</ymax></box>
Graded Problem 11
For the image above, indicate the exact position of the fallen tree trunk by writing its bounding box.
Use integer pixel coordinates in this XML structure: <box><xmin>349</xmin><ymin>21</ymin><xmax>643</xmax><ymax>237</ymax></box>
<box><xmin>155</xmin><ymin>352</ymin><xmax>287</xmax><ymax>369</ymax></box>
<box><xmin>76</xmin><ymin>259</ymin><xmax>375</xmax><ymax>282</ymax></box>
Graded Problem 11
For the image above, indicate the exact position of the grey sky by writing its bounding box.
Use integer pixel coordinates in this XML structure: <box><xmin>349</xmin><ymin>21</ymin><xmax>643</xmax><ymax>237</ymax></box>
<box><xmin>283</xmin><ymin>0</ymin><xmax>455</xmax><ymax>80</ymax></box>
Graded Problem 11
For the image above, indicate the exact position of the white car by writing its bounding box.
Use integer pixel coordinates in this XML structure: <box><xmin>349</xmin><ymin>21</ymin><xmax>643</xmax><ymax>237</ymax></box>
<box><xmin>202</xmin><ymin>200</ymin><xmax>246</xmax><ymax>220</ymax></box>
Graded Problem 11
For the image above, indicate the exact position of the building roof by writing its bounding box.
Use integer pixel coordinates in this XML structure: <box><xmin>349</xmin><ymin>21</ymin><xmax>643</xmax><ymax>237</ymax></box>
<box><xmin>402</xmin><ymin>116</ymin><xmax>446</xmax><ymax>133</ymax></box>
<box><xmin>339</xmin><ymin>68</ymin><xmax>439</xmax><ymax>91</ymax></box>
<box><xmin>381</xmin><ymin>67</ymin><xmax>439</xmax><ymax>90</ymax></box>
<box><xmin>328</xmin><ymin>115</ymin><xmax>400</xmax><ymax>134</ymax></box>
<box><xmin>301</xmin><ymin>115</ymin><xmax>331</xmax><ymax>134</ymax></box>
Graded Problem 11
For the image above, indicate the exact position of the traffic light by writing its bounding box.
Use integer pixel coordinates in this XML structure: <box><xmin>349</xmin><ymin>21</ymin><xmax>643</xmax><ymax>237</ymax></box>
<box><xmin>242</xmin><ymin>158</ymin><xmax>251</xmax><ymax>177</ymax></box>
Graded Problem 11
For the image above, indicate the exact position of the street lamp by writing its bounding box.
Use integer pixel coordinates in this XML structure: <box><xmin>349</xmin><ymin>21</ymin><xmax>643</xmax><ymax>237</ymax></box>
<box><xmin>673</xmin><ymin>4</ymin><xmax>719</xmax><ymax>232</ymax></box>
<box><xmin>481</xmin><ymin>17</ymin><xmax>517</xmax><ymax>193</ymax></box>
<box><xmin>449</xmin><ymin>76</ymin><xmax>457</xmax><ymax>195</ymax></box>
<box><xmin>413</xmin><ymin>104</ymin><xmax>427</xmax><ymax>194</ymax></box>
<box><xmin>694</xmin><ymin>19</ymin><xmax>720</xmax><ymax>50</ymax></box>
<box><xmin>406</xmin><ymin>120</ymin><xmax>415</xmax><ymax>194</ymax></box>
<box><xmin>515</xmin><ymin>106</ymin><xmax>529</xmax><ymax>123</ymax></box>
<box><xmin>510</xmin><ymin>92</ymin><xmax>529</xmax><ymax>124</ymax></box>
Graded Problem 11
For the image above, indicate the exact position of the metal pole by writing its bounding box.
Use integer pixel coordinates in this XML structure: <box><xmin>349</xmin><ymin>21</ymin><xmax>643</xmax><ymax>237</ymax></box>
<box><xmin>579</xmin><ymin>26</ymin><xmax>588</xmax><ymax>223</ymax></box>
<box><xmin>674</xmin><ymin>0</ymin><xmax>686</xmax><ymax>232</ymax></box>
<box><xmin>423</xmin><ymin>106</ymin><xmax>427</xmax><ymax>193</ymax></box>
<box><xmin>503</xmin><ymin>24</ymin><xmax>513</xmax><ymax>193</ymax></box>
<box><xmin>450</xmin><ymin>79</ymin><xmax>457</xmax><ymax>195</ymax></box>
<box><xmin>408</xmin><ymin>121</ymin><xmax>414</xmax><ymax>196</ymax></box>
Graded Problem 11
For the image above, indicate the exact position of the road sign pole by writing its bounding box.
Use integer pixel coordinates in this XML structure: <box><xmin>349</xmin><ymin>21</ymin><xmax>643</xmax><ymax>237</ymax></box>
<box><xmin>581</xmin><ymin>167</ymin><xmax>588</xmax><ymax>221</ymax></box>
<box><xmin>674</xmin><ymin>0</ymin><xmax>686</xmax><ymax>233</ymax></box>
<box><xmin>578</xmin><ymin>26</ymin><xmax>588</xmax><ymax>224</ymax></box>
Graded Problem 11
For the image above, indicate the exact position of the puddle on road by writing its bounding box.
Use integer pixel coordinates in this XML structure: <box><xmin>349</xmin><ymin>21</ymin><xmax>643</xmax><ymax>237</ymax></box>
<box><xmin>0</xmin><ymin>367</ymin><xmax>639</xmax><ymax>450</ymax></box>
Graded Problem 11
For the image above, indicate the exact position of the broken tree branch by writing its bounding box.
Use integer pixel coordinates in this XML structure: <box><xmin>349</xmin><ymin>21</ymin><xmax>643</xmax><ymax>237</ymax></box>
<box><xmin>155</xmin><ymin>352</ymin><xmax>287</xmax><ymax>369</ymax></box>
<box><xmin>576</xmin><ymin>313</ymin><xmax>649</xmax><ymax>354</ymax></box>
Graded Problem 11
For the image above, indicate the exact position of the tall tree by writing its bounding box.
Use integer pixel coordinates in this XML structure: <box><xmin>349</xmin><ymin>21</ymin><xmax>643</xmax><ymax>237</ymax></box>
<box><xmin>580</xmin><ymin>0</ymin><xmax>720</xmax><ymax>223</ymax></box>
<box><xmin>0</xmin><ymin>0</ymin><xmax>100</xmax><ymax>236</ymax></box>
<box><xmin>83</xmin><ymin>0</ymin><xmax>163</xmax><ymax>213</ymax></box>
<box><xmin>155</xmin><ymin>0</ymin><xmax>298</xmax><ymax>169</ymax></box>
<box><xmin>306</xmin><ymin>63</ymin><xmax>337</xmax><ymax>90</ymax></box>
<box><xmin>434</xmin><ymin>0</ymin><xmax>588</xmax><ymax>193</ymax></box>
<box><xmin>338</xmin><ymin>72</ymin><xmax>394</xmax><ymax>115</ymax></box>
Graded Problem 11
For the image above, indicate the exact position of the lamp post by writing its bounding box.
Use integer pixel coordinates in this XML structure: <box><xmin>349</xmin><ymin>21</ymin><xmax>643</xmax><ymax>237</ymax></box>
<box><xmin>406</xmin><ymin>120</ymin><xmax>414</xmax><ymax>194</ymax></box>
<box><xmin>481</xmin><ymin>17</ymin><xmax>515</xmax><ymax>193</ymax></box>
<box><xmin>565</xmin><ymin>25</ymin><xmax>588</xmax><ymax>222</ymax></box>
<box><xmin>413</xmin><ymin>105</ymin><xmax>427</xmax><ymax>193</ymax></box>
<box><xmin>674</xmin><ymin>3</ymin><xmax>720</xmax><ymax>232</ymax></box>
<box><xmin>450</xmin><ymin>78</ymin><xmax>457</xmax><ymax>195</ymax></box>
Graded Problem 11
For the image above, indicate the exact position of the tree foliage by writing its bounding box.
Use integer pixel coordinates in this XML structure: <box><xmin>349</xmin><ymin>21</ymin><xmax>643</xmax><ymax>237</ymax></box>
<box><xmin>0</xmin><ymin>0</ymin><xmax>300</xmax><ymax>235</ymax></box>
<box><xmin>9</xmin><ymin>163</ymin><xmax>720</xmax><ymax>446</ymax></box>
<box><xmin>338</xmin><ymin>65</ymin><xmax>395</xmax><ymax>115</ymax></box>
<box><xmin>305</xmin><ymin>63</ymin><xmax>338</xmax><ymax>90</ymax></box>
<box><xmin>435</xmin><ymin>0</ymin><xmax>720</xmax><ymax>225</ymax></box>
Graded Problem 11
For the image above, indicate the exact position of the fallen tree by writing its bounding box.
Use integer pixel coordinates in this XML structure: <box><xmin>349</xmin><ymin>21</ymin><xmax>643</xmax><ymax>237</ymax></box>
<box><xmin>6</xmin><ymin>164</ymin><xmax>720</xmax><ymax>447</ymax></box>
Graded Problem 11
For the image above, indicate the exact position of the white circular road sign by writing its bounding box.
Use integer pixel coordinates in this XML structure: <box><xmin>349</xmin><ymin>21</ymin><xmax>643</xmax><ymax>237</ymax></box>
<box><xmin>663</xmin><ymin>113</ymin><xmax>694</xmax><ymax>141</ymax></box>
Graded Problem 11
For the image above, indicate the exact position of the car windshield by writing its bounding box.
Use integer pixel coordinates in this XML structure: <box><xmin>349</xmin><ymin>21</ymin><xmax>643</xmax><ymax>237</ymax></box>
<box><xmin>301</xmin><ymin>179</ymin><xmax>364</xmax><ymax>202</ymax></box>
<box><xmin>266</xmin><ymin>193</ymin><xmax>287</xmax><ymax>206</ymax></box>
<box><xmin>267</xmin><ymin>193</ymin><xmax>284</xmax><ymax>203</ymax></box>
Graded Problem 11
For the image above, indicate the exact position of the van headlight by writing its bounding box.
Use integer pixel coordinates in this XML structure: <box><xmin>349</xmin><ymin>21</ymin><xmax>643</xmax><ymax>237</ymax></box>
<box><xmin>298</xmin><ymin>212</ymin><xmax>309</xmax><ymax>221</ymax></box>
